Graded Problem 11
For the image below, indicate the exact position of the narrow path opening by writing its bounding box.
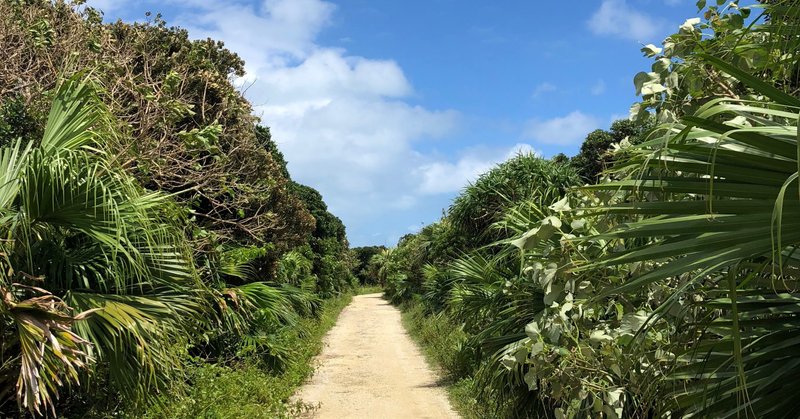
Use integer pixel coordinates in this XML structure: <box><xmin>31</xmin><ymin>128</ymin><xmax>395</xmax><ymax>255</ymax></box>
<box><xmin>295</xmin><ymin>293</ymin><xmax>459</xmax><ymax>419</ymax></box>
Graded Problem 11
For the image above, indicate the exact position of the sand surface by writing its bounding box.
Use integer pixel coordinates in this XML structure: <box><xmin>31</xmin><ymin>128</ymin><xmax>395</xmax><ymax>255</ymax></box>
<box><xmin>295</xmin><ymin>293</ymin><xmax>459</xmax><ymax>419</ymax></box>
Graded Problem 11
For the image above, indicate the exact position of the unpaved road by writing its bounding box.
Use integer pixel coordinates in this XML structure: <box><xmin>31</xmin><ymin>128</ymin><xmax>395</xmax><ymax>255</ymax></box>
<box><xmin>295</xmin><ymin>293</ymin><xmax>459</xmax><ymax>419</ymax></box>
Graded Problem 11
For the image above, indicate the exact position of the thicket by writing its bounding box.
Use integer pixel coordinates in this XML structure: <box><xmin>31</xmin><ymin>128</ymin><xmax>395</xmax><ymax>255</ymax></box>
<box><xmin>351</xmin><ymin>245</ymin><xmax>388</xmax><ymax>285</ymax></box>
<box><xmin>380</xmin><ymin>1</ymin><xmax>800</xmax><ymax>418</ymax></box>
<box><xmin>0</xmin><ymin>1</ymin><xmax>356</xmax><ymax>417</ymax></box>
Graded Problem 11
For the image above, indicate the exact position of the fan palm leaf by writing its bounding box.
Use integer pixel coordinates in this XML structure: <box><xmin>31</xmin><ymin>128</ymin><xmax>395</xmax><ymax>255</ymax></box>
<box><xmin>581</xmin><ymin>53</ymin><xmax>800</xmax><ymax>416</ymax></box>
<box><xmin>0</xmin><ymin>74</ymin><xmax>197</xmax><ymax>415</ymax></box>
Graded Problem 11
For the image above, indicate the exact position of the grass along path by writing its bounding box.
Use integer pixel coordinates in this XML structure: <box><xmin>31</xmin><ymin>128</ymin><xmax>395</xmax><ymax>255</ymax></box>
<box><xmin>137</xmin><ymin>294</ymin><xmax>354</xmax><ymax>419</ymax></box>
<box><xmin>398</xmin><ymin>300</ymin><xmax>488</xmax><ymax>419</ymax></box>
<box><xmin>295</xmin><ymin>293</ymin><xmax>459</xmax><ymax>419</ymax></box>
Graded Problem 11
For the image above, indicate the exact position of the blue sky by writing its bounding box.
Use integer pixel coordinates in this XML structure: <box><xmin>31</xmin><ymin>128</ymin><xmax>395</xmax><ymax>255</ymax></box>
<box><xmin>91</xmin><ymin>0</ymin><xmax>710</xmax><ymax>247</ymax></box>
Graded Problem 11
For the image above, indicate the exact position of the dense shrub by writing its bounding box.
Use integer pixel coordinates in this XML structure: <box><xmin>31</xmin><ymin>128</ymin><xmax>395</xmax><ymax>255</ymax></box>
<box><xmin>448</xmin><ymin>153</ymin><xmax>579</xmax><ymax>249</ymax></box>
<box><xmin>380</xmin><ymin>2</ymin><xmax>800</xmax><ymax>417</ymax></box>
<box><xmin>570</xmin><ymin>118</ymin><xmax>654</xmax><ymax>184</ymax></box>
<box><xmin>0</xmin><ymin>2</ymin><xmax>357</xmax><ymax>416</ymax></box>
<box><xmin>351</xmin><ymin>245</ymin><xmax>388</xmax><ymax>284</ymax></box>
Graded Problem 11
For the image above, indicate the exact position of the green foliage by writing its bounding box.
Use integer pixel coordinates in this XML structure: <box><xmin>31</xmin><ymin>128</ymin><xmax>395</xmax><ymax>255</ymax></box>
<box><xmin>448</xmin><ymin>153</ymin><xmax>579</xmax><ymax>249</ymax></box>
<box><xmin>418</xmin><ymin>219</ymin><xmax>468</xmax><ymax>266</ymax></box>
<box><xmin>0</xmin><ymin>76</ymin><xmax>198</xmax><ymax>416</ymax></box>
<box><xmin>582</xmin><ymin>58</ymin><xmax>800</xmax><ymax>416</ymax></box>
<box><xmin>0</xmin><ymin>0</ymin><xmax>317</xmax><ymax>270</ymax></box>
<box><xmin>256</xmin><ymin>125</ymin><xmax>291</xmax><ymax>179</ymax></box>
<box><xmin>0</xmin><ymin>3</ymin><xmax>358</xmax><ymax>416</ymax></box>
<box><xmin>630</xmin><ymin>0</ymin><xmax>799</xmax><ymax>121</ymax></box>
<box><xmin>571</xmin><ymin>129</ymin><xmax>615</xmax><ymax>183</ymax></box>
<box><xmin>178</xmin><ymin>123</ymin><xmax>223</xmax><ymax>157</ymax></box>
<box><xmin>401</xmin><ymin>298</ymin><xmax>475</xmax><ymax>380</ymax></box>
<box><xmin>380</xmin><ymin>3</ymin><xmax>800</xmax><ymax>417</ymax></box>
<box><xmin>291</xmin><ymin>182</ymin><xmax>347</xmax><ymax>243</ymax></box>
<box><xmin>570</xmin><ymin>118</ymin><xmax>655</xmax><ymax>184</ymax></box>
<box><xmin>275</xmin><ymin>248</ymin><xmax>315</xmax><ymax>287</ymax></box>
<box><xmin>0</xmin><ymin>96</ymin><xmax>42</xmax><ymax>148</ymax></box>
<box><xmin>289</xmin><ymin>182</ymin><xmax>354</xmax><ymax>296</ymax></box>
<box><xmin>143</xmin><ymin>362</ymin><xmax>314</xmax><ymax>419</ymax></box>
<box><xmin>351</xmin><ymin>245</ymin><xmax>387</xmax><ymax>284</ymax></box>
<box><xmin>551</xmin><ymin>152</ymin><xmax>570</xmax><ymax>165</ymax></box>
<box><xmin>135</xmin><ymin>294</ymin><xmax>351</xmax><ymax>419</ymax></box>
<box><xmin>9</xmin><ymin>0</ymin><xmax>800</xmax><ymax>418</ymax></box>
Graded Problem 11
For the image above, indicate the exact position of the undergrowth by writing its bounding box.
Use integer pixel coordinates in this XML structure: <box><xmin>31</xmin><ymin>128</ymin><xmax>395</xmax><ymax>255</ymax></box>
<box><xmin>139</xmin><ymin>294</ymin><xmax>353</xmax><ymax>419</ymax></box>
<box><xmin>356</xmin><ymin>285</ymin><xmax>384</xmax><ymax>295</ymax></box>
<box><xmin>399</xmin><ymin>298</ymin><xmax>490</xmax><ymax>419</ymax></box>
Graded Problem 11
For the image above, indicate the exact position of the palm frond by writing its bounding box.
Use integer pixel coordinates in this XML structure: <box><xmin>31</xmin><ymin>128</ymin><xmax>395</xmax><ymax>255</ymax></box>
<box><xmin>3</xmin><ymin>287</ymin><xmax>94</xmax><ymax>416</ymax></box>
<box><xmin>40</xmin><ymin>75</ymin><xmax>110</xmax><ymax>154</ymax></box>
<box><xmin>65</xmin><ymin>291</ymin><xmax>199</xmax><ymax>404</ymax></box>
<box><xmin>583</xmin><ymin>52</ymin><xmax>800</xmax><ymax>415</ymax></box>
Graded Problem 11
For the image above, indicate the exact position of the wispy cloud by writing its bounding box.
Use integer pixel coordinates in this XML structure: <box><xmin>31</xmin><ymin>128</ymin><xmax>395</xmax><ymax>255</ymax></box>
<box><xmin>609</xmin><ymin>113</ymin><xmax>628</xmax><ymax>123</ymax></box>
<box><xmin>407</xmin><ymin>223</ymin><xmax>425</xmax><ymax>233</ymax></box>
<box><xmin>587</xmin><ymin>0</ymin><xmax>665</xmax><ymax>42</ymax></box>
<box><xmin>416</xmin><ymin>144</ymin><xmax>540</xmax><ymax>195</ymax></box>
<box><xmin>523</xmin><ymin>111</ymin><xmax>600</xmax><ymax>145</ymax></box>
<box><xmin>470</xmin><ymin>26</ymin><xmax>508</xmax><ymax>45</ymax></box>
<box><xmin>532</xmin><ymin>82</ymin><xmax>557</xmax><ymax>98</ymax></box>
<box><xmin>591</xmin><ymin>79</ymin><xmax>606</xmax><ymax>96</ymax></box>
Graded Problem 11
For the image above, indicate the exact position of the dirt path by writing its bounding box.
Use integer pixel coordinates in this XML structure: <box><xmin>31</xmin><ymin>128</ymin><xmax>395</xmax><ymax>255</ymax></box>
<box><xmin>295</xmin><ymin>293</ymin><xmax>459</xmax><ymax>419</ymax></box>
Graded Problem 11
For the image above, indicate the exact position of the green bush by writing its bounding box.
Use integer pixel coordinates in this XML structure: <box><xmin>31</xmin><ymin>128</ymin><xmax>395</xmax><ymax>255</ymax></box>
<box><xmin>448</xmin><ymin>153</ymin><xmax>579</xmax><ymax>249</ymax></box>
<box><xmin>401</xmin><ymin>299</ymin><xmax>476</xmax><ymax>380</ymax></box>
<box><xmin>0</xmin><ymin>2</ymin><xmax>359</xmax><ymax>416</ymax></box>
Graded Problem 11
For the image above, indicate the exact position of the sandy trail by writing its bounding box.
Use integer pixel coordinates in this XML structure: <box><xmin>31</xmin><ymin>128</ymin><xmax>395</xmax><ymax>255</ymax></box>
<box><xmin>295</xmin><ymin>293</ymin><xmax>459</xmax><ymax>419</ymax></box>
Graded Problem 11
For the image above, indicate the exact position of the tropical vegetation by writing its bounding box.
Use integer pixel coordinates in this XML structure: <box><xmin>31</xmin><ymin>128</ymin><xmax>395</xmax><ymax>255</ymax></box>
<box><xmin>0</xmin><ymin>1</ymin><xmax>357</xmax><ymax>417</ymax></box>
<box><xmin>1</xmin><ymin>0</ymin><xmax>799</xmax><ymax>418</ymax></box>
<box><xmin>378</xmin><ymin>1</ymin><xmax>800</xmax><ymax>418</ymax></box>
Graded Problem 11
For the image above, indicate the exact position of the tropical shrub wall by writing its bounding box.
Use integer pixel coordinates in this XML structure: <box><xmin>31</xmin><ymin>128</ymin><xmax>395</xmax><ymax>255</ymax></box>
<box><xmin>0</xmin><ymin>1</ymin><xmax>356</xmax><ymax>416</ymax></box>
<box><xmin>379</xmin><ymin>1</ymin><xmax>800</xmax><ymax>417</ymax></box>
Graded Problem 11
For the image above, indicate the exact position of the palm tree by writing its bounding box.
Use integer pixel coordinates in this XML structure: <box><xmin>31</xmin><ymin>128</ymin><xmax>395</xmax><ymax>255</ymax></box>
<box><xmin>0</xmin><ymin>76</ymin><xmax>199</xmax><ymax>416</ymax></box>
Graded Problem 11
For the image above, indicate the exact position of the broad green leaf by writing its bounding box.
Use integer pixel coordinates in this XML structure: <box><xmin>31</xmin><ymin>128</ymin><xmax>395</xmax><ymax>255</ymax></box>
<box><xmin>641</xmin><ymin>44</ymin><xmax>663</xmax><ymax>57</ymax></box>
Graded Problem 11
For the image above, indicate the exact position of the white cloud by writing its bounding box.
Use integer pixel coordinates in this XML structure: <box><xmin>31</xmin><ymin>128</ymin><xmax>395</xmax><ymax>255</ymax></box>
<box><xmin>416</xmin><ymin>143</ymin><xmax>540</xmax><ymax>195</ymax></box>
<box><xmin>591</xmin><ymin>79</ymin><xmax>606</xmax><ymax>96</ymax></box>
<box><xmin>416</xmin><ymin>157</ymin><xmax>494</xmax><ymax>195</ymax></box>
<box><xmin>90</xmin><ymin>0</ymin><xmax>559</xmax><ymax>245</ymax></box>
<box><xmin>532</xmin><ymin>82</ymin><xmax>557</xmax><ymax>98</ymax></box>
<box><xmin>587</xmin><ymin>0</ymin><xmax>665</xmax><ymax>42</ymax></box>
<box><xmin>100</xmin><ymin>0</ymin><xmax>465</xmax><ymax>233</ymax></box>
<box><xmin>264</xmin><ymin>95</ymin><xmax>460</xmax><ymax>212</ymax></box>
<box><xmin>171</xmin><ymin>0</ymin><xmax>336</xmax><ymax>73</ymax></box>
<box><xmin>523</xmin><ymin>111</ymin><xmax>600</xmax><ymax>145</ymax></box>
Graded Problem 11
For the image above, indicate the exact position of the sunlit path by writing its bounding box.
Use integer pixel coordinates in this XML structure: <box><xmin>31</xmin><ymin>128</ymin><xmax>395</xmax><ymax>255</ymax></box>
<box><xmin>296</xmin><ymin>293</ymin><xmax>459</xmax><ymax>419</ymax></box>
